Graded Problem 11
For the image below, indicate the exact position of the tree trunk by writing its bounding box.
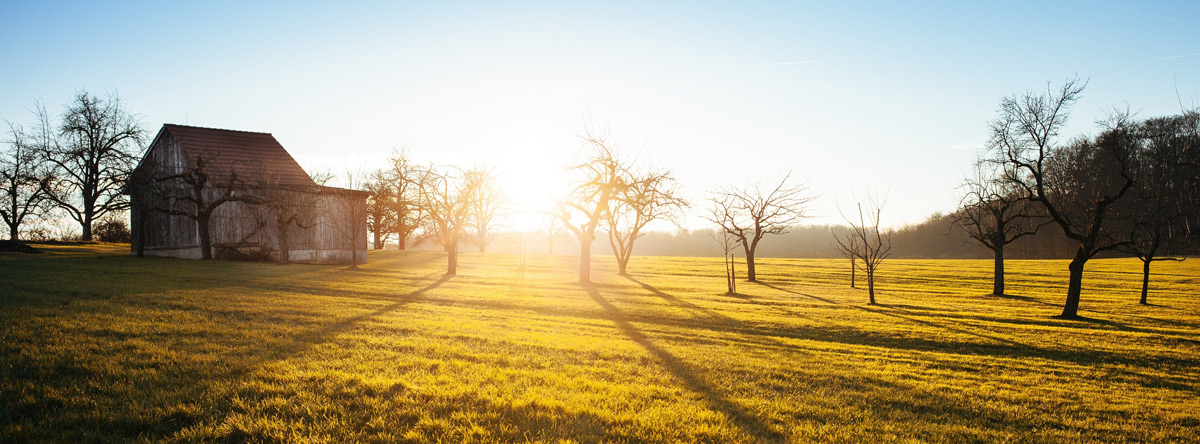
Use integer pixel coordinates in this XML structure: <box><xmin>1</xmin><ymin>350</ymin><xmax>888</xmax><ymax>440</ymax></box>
<box><xmin>850</xmin><ymin>258</ymin><xmax>856</xmax><ymax>288</ymax></box>
<box><xmin>1140</xmin><ymin>258</ymin><xmax>1151</xmax><ymax>305</ymax></box>
<box><xmin>398</xmin><ymin>234</ymin><xmax>407</xmax><ymax>251</ymax></box>
<box><xmin>617</xmin><ymin>249</ymin><xmax>629</xmax><ymax>275</ymax></box>
<box><xmin>866</xmin><ymin>269</ymin><xmax>876</xmax><ymax>304</ymax></box>
<box><xmin>547</xmin><ymin>241</ymin><xmax>554</xmax><ymax>255</ymax></box>
<box><xmin>1060</xmin><ymin>251</ymin><xmax>1087</xmax><ymax>318</ymax></box>
<box><xmin>197</xmin><ymin>215</ymin><xmax>212</xmax><ymax>260</ymax></box>
<box><xmin>745</xmin><ymin>249</ymin><xmax>757</xmax><ymax>282</ymax></box>
<box><xmin>992</xmin><ymin>244</ymin><xmax>1005</xmax><ymax>296</ymax></box>
<box><xmin>81</xmin><ymin>217</ymin><xmax>93</xmax><ymax>241</ymax></box>
<box><xmin>372</xmin><ymin>231</ymin><xmax>382</xmax><ymax>250</ymax></box>
<box><xmin>277</xmin><ymin>221</ymin><xmax>290</xmax><ymax>265</ymax></box>
<box><xmin>446</xmin><ymin>244</ymin><xmax>457</xmax><ymax>276</ymax></box>
<box><xmin>579</xmin><ymin>239</ymin><xmax>592</xmax><ymax>284</ymax></box>
<box><xmin>9</xmin><ymin>223</ymin><xmax>19</xmax><ymax>241</ymax></box>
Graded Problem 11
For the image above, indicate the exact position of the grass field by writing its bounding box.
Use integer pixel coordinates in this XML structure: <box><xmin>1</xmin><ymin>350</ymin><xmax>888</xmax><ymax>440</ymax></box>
<box><xmin>1</xmin><ymin>244</ymin><xmax>1198</xmax><ymax>443</ymax></box>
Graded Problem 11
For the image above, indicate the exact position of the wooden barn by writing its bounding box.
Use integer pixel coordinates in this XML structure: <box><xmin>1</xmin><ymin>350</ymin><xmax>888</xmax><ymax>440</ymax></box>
<box><xmin>126</xmin><ymin>124</ymin><xmax>368</xmax><ymax>264</ymax></box>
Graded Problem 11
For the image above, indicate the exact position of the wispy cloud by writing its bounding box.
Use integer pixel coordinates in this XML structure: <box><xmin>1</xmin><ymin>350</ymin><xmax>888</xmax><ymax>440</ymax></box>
<box><xmin>1162</xmin><ymin>53</ymin><xmax>1200</xmax><ymax>60</ymax></box>
<box><xmin>772</xmin><ymin>60</ymin><xmax>821</xmax><ymax>66</ymax></box>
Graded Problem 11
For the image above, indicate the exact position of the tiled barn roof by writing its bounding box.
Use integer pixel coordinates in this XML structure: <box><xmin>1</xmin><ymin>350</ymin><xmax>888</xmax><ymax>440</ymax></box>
<box><xmin>160</xmin><ymin>124</ymin><xmax>318</xmax><ymax>188</ymax></box>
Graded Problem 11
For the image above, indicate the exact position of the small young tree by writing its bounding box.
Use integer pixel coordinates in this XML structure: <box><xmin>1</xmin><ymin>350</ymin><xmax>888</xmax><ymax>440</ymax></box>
<box><xmin>605</xmin><ymin>166</ymin><xmax>687</xmax><ymax>275</ymax></box>
<box><xmin>834</xmin><ymin>198</ymin><xmax>892</xmax><ymax>304</ymax></box>
<box><xmin>707</xmin><ymin>172</ymin><xmax>814</xmax><ymax>282</ymax></box>
<box><xmin>332</xmin><ymin>172</ymin><xmax>369</xmax><ymax>269</ymax></box>
<box><xmin>830</xmin><ymin>226</ymin><xmax>859</xmax><ymax>288</ymax></box>
<box><xmin>555</xmin><ymin>130</ymin><xmax>628</xmax><ymax>284</ymax></box>
<box><xmin>538</xmin><ymin>214</ymin><xmax>566</xmax><ymax>254</ymax></box>
<box><xmin>711</xmin><ymin>224</ymin><xmax>739</xmax><ymax>294</ymax></box>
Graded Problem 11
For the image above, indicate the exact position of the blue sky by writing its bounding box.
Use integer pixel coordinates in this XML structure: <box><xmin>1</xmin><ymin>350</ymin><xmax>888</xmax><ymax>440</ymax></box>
<box><xmin>3</xmin><ymin>1</ymin><xmax>1198</xmax><ymax>229</ymax></box>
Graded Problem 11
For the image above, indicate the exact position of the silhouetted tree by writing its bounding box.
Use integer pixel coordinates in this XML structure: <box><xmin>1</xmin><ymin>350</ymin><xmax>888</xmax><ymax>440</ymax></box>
<box><xmin>606</xmin><ymin>166</ymin><xmax>687</xmax><ymax>275</ymax></box>
<box><xmin>466</xmin><ymin>166</ymin><xmax>505</xmax><ymax>253</ymax></box>
<box><xmin>417</xmin><ymin>165</ymin><xmax>476</xmax><ymax>276</ymax></box>
<box><xmin>707</xmin><ymin>172</ymin><xmax>814</xmax><ymax>282</ymax></box>
<box><xmin>989</xmin><ymin>78</ymin><xmax>1137</xmax><ymax>318</ymax></box>
<box><xmin>555</xmin><ymin>130</ymin><xmax>628</xmax><ymax>284</ymax></box>
<box><xmin>383</xmin><ymin>151</ymin><xmax>427</xmax><ymax>250</ymax></box>
<box><xmin>1120</xmin><ymin>111</ymin><xmax>1199</xmax><ymax>304</ymax></box>
<box><xmin>249</xmin><ymin>170</ymin><xmax>321</xmax><ymax>265</ymax></box>
<box><xmin>38</xmin><ymin>92</ymin><xmax>145</xmax><ymax>240</ymax></box>
<box><xmin>834</xmin><ymin>198</ymin><xmax>892</xmax><ymax>304</ymax></box>
<box><xmin>710</xmin><ymin>217</ymin><xmax>739</xmax><ymax>294</ymax></box>
<box><xmin>333</xmin><ymin>172</ymin><xmax>369</xmax><ymax>269</ymax></box>
<box><xmin>1</xmin><ymin>123</ymin><xmax>52</xmax><ymax>240</ymax></box>
<box><xmin>831</xmin><ymin>226</ymin><xmax>859</xmax><ymax>288</ymax></box>
<box><xmin>954</xmin><ymin>163</ymin><xmax>1045</xmax><ymax>295</ymax></box>
<box><xmin>364</xmin><ymin>170</ymin><xmax>397</xmax><ymax>250</ymax></box>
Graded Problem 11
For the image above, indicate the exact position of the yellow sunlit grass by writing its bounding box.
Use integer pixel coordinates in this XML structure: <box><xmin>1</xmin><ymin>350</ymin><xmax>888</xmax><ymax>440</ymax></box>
<box><xmin>1</xmin><ymin>244</ymin><xmax>1197</xmax><ymax>442</ymax></box>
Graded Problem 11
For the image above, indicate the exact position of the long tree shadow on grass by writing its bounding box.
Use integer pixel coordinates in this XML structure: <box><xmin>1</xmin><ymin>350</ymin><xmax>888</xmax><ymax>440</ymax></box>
<box><xmin>584</xmin><ymin>284</ymin><xmax>785</xmax><ymax>442</ymax></box>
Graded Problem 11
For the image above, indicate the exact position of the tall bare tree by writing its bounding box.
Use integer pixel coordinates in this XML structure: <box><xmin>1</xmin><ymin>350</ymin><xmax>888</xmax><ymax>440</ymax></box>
<box><xmin>248</xmin><ymin>170</ymin><xmax>321</xmax><ymax>265</ymax></box>
<box><xmin>606</xmin><ymin>166</ymin><xmax>687</xmax><ymax>275</ymax></box>
<box><xmin>1</xmin><ymin>124</ymin><xmax>52</xmax><ymax>240</ymax></box>
<box><xmin>954</xmin><ymin>163</ymin><xmax>1046</xmax><ymax>296</ymax></box>
<box><xmin>417</xmin><ymin>165</ymin><xmax>477</xmax><ymax>276</ymax></box>
<box><xmin>706</xmin><ymin>172</ymin><xmax>814</xmax><ymax>282</ymax></box>
<box><xmin>332</xmin><ymin>172</ymin><xmax>369</xmax><ymax>268</ymax></box>
<box><xmin>555</xmin><ymin>131</ymin><xmax>628</xmax><ymax>284</ymax></box>
<box><xmin>834</xmin><ymin>198</ymin><xmax>892</xmax><ymax>304</ymax></box>
<box><xmin>465</xmin><ymin>166</ymin><xmax>505</xmax><ymax>253</ymax></box>
<box><xmin>38</xmin><ymin>92</ymin><xmax>145</xmax><ymax>240</ymax></box>
<box><xmin>989</xmin><ymin>78</ymin><xmax>1137</xmax><ymax>318</ymax></box>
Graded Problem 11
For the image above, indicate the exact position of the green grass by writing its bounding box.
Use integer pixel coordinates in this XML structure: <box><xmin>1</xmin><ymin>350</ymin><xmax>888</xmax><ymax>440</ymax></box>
<box><xmin>1</xmin><ymin>244</ymin><xmax>1198</xmax><ymax>443</ymax></box>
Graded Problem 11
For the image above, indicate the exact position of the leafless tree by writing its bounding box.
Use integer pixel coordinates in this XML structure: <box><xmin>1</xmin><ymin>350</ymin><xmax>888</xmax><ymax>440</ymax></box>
<box><xmin>248</xmin><ymin>171</ymin><xmax>321</xmax><ymax>265</ymax></box>
<box><xmin>833</xmin><ymin>198</ymin><xmax>892</xmax><ymax>304</ymax></box>
<box><xmin>333</xmin><ymin>172</ymin><xmax>369</xmax><ymax>268</ymax></box>
<box><xmin>154</xmin><ymin>155</ymin><xmax>248</xmax><ymax>260</ymax></box>
<box><xmin>1120</xmin><ymin>111</ymin><xmax>1199</xmax><ymax>304</ymax></box>
<box><xmin>711</xmin><ymin>224</ymin><xmax>740</xmax><ymax>294</ymax></box>
<box><xmin>953</xmin><ymin>162</ymin><xmax>1046</xmax><ymax>295</ymax></box>
<box><xmin>606</xmin><ymin>166</ymin><xmax>687</xmax><ymax>275</ymax></box>
<box><xmin>37</xmin><ymin>92</ymin><xmax>146</xmax><ymax>240</ymax></box>
<box><xmin>830</xmin><ymin>226</ymin><xmax>858</xmax><ymax>288</ymax></box>
<box><xmin>989</xmin><ymin>78</ymin><xmax>1137</xmax><ymax>318</ymax></box>
<box><xmin>555</xmin><ymin>130</ymin><xmax>628</xmax><ymax>284</ymax></box>
<box><xmin>382</xmin><ymin>151</ymin><xmax>427</xmax><ymax>250</ymax></box>
<box><xmin>465</xmin><ymin>166</ymin><xmax>506</xmax><ymax>253</ymax></box>
<box><xmin>1</xmin><ymin>123</ymin><xmax>53</xmax><ymax>240</ymax></box>
<box><xmin>538</xmin><ymin>214</ymin><xmax>566</xmax><ymax>254</ymax></box>
<box><xmin>364</xmin><ymin>170</ymin><xmax>397</xmax><ymax>250</ymax></box>
<box><xmin>706</xmin><ymin>172</ymin><xmax>814</xmax><ymax>282</ymax></box>
<box><xmin>416</xmin><ymin>165</ymin><xmax>476</xmax><ymax>276</ymax></box>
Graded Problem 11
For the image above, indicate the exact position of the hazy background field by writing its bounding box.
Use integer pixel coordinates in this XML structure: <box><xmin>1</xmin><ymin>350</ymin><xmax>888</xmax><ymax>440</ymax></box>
<box><xmin>2</xmin><ymin>244</ymin><xmax>1197</xmax><ymax>443</ymax></box>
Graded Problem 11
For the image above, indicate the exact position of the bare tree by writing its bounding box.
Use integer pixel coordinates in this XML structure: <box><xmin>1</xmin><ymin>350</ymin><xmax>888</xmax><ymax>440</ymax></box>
<box><xmin>989</xmin><ymin>78</ymin><xmax>1137</xmax><ymax>318</ymax></box>
<box><xmin>465</xmin><ymin>166</ymin><xmax>505</xmax><ymax>253</ymax></box>
<box><xmin>248</xmin><ymin>171</ymin><xmax>321</xmax><ymax>265</ymax></box>
<box><xmin>706</xmin><ymin>172</ymin><xmax>814</xmax><ymax>282</ymax></box>
<box><xmin>155</xmin><ymin>155</ymin><xmax>248</xmax><ymax>260</ymax></box>
<box><xmin>606</xmin><ymin>166</ymin><xmax>687</xmax><ymax>275</ymax></box>
<box><xmin>538</xmin><ymin>214</ymin><xmax>566</xmax><ymax>254</ymax></box>
<box><xmin>830</xmin><ymin>226</ymin><xmax>859</xmax><ymax>288</ymax></box>
<box><xmin>1120</xmin><ymin>111</ymin><xmax>1199</xmax><ymax>304</ymax></box>
<box><xmin>416</xmin><ymin>165</ymin><xmax>476</xmax><ymax>276</ymax></box>
<box><xmin>711</xmin><ymin>225</ymin><xmax>740</xmax><ymax>294</ymax></box>
<box><xmin>364</xmin><ymin>170</ymin><xmax>397</xmax><ymax>250</ymax></box>
<box><xmin>1</xmin><ymin>124</ymin><xmax>52</xmax><ymax>240</ymax></box>
<box><xmin>833</xmin><ymin>198</ymin><xmax>892</xmax><ymax>304</ymax></box>
<box><xmin>954</xmin><ymin>162</ymin><xmax>1046</xmax><ymax>295</ymax></box>
<box><xmin>555</xmin><ymin>130</ymin><xmax>628</xmax><ymax>284</ymax></box>
<box><xmin>383</xmin><ymin>151</ymin><xmax>427</xmax><ymax>250</ymax></box>
<box><xmin>332</xmin><ymin>172</ymin><xmax>369</xmax><ymax>268</ymax></box>
<box><xmin>38</xmin><ymin>92</ymin><xmax>145</xmax><ymax>240</ymax></box>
